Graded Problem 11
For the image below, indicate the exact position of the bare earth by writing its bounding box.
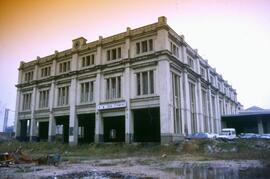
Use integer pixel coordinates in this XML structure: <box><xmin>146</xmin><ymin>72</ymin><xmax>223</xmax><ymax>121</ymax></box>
<box><xmin>0</xmin><ymin>157</ymin><xmax>266</xmax><ymax>179</ymax></box>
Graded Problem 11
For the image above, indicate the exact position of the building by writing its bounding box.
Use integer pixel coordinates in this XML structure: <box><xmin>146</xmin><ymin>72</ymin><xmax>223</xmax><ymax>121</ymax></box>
<box><xmin>222</xmin><ymin>106</ymin><xmax>270</xmax><ymax>134</ymax></box>
<box><xmin>14</xmin><ymin>16</ymin><xmax>240</xmax><ymax>145</ymax></box>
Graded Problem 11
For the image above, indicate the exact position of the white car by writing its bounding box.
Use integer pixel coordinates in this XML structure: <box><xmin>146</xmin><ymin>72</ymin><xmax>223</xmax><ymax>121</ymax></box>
<box><xmin>217</xmin><ymin>128</ymin><xmax>237</xmax><ymax>140</ymax></box>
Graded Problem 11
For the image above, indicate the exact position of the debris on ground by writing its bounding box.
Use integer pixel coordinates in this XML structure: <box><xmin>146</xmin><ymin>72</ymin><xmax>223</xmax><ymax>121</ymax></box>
<box><xmin>0</xmin><ymin>147</ymin><xmax>61</xmax><ymax>167</ymax></box>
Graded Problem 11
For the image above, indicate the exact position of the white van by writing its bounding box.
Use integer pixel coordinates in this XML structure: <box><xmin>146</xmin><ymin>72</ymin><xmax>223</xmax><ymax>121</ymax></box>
<box><xmin>218</xmin><ymin>128</ymin><xmax>237</xmax><ymax>140</ymax></box>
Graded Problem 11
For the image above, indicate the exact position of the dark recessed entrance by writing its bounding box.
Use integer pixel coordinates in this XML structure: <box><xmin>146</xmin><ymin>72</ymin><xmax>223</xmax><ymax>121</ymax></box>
<box><xmin>133</xmin><ymin>108</ymin><xmax>160</xmax><ymax>142</ymax></box>
<box><xmin>104</xmin><ymin>116</ymin><xmax>125</xmax><ymax>142</ymax></box>
<box><xmin>55</xmin><ymin>116</ymin><xmax>69</xmax><ymax>143</ymax></box>
<box><xmin>20</xmin><ymin>119</ymin><xmax>30</xmax><ymax>141</ymax></box>
<box><xmin>78</xmin><ymin>113</ymin><xmax>95</xmax><ymax>144</ymax></box>
<box><xmin>38</xmin><ymin>121</ymin><xmax>49</xmax><ymax>141</ymax></box>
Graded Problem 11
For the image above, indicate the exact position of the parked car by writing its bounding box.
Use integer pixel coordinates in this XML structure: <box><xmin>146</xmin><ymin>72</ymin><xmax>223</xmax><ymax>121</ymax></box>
<box><xmin>239</xmin><ymin>133</ymin><xmax>260</xmax><ymax>139</ymax></box>
<box><xmin>186</xmin><ymin>132</ymin><xmax>217</xmax><ymax>139</ymax></box>
<box><xmin>258</xmin><ymin>134</ymin><xmax>270</xmax><ymax>139</ymax></box>
<box><xmin>217</xmin><ymin>128</ymin><xmax>237</xmax><ymax>140</ymax></box>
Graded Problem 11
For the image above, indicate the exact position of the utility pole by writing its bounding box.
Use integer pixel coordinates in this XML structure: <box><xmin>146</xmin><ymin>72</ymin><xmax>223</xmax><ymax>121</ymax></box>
<box><xmin>3</xmin><ymin>108</ymin><xmax>9</xmax><ymax>132</ymax></box>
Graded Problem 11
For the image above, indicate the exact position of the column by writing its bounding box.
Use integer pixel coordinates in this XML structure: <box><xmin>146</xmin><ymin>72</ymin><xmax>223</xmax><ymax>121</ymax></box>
<box><xmin>158</xmin><ymin>58</ymin><xmax>174</xmax><ymax>144</ymax></box>
<box><xmin>68</xmin><ymin>53</ymin><xmax>79</xmax><ymax>145</ymax></box>
<box><xmin>15</xmin><ymin>63</ymin><xmax>23</xmax><ymax>140</ymax></box>
<box><xmin>196</xmin><ymin>79</ymin><xmax>203</xmax><ymax>132</ymax></box>
<box><xmin>124</xmin><ymin>64</ymin><xmax>134</xmax><ymax>143</ymax></box>
<box><xmin>182</xmin><ymin>69</ymin><xmax>191</xmax><ymax>134</ymax></box>
<box><xmin>207</xmin><ymin>88</ymin><xmax>213</xmax><ymax>133</ymax></box>
<box><xmin>15</xmin><ymin>89</ymin><xmax>21</xmax><ymax>140</ymax></box>
<box><xmin>48</xmin><ymin>81</ymin><xmax>56</xmax><ymax>142</ymax></box>
<box><xmin>257</xmin><ymin>119</ymin><xmax>264</xmax><ymax>134</ymax></box>
<box><xmin>69</xmin><ymin>77</ymin><xmax>78</xmax><ymax>145</ymax></box>
<box><xmin>94</xmin><ymin>71</ymin><xmax>104</xmax><ymax>143</ymax></box>
<box><xmin>180</xmin><ymin>75</ymin><xmax>186</xmax><ymax>134</ymax></box>
<box><xmin>30</xmin><ymin>86</ymin><xmax>38</xmax><ymax>141</ymax></box>
<box><xmin>216</xmin><ymin>95</ymin><xmax>221</xmax><ymax>133</ymax></box>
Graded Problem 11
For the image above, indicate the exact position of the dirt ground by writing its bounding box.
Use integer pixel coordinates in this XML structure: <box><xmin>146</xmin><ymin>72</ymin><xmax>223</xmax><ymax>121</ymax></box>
<box><xmin>0</xmin><ymin>157</ymin><xmax>268</xmax><ymax>179</ymax></box>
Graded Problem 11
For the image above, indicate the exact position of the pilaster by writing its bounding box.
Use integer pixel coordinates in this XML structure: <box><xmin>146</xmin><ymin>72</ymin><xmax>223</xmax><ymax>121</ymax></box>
<box><xmin>258</xmin><ymin>119</ymin><xmax>264</xmax><ymax>134</ymax></box>
<box><xmin>196</xmin><ymin>79</ymin><xmax>203</xmax><ymax>132</ymax></box>
<box><xmin>158</xmin><ymin>58</ymin><xmax>174</xmax><ymax>143</ymax></box>
<box><xmin>124</xmin><ymin>64</ymin><xmax>134</xmax><ymax>143</ymax></box>
<box><xmin>69</xmin><ymin>77</ymin><xmax>78</xmax><ymax>145</ymax></box>
<box><xmin>207</xmin><ymin>88</ymin><xmax>213</xmax><ymax>133</ymax></box>
<box><xmin>30</xmin><ymin>86</ymin><xmax>37</xmax><ymax>141</ymax></box>
<box><xmin>48</xmin><ymin>81</ymin><xmax>56</xmax><ymax>142</ymax></box>
<box><xmin>15</xmin><ymin>89</ymin><xmax>21</xmax><ymax>139</ymax></box>
<box><xmin>182</xmin><ymin>69</ymin><xmax>191</xmax><ymax>134</ymax></box>
<box><xmin>94</xmin><ymin>72</ymin><xmax>104</xmax><ymax>143</ymax></box>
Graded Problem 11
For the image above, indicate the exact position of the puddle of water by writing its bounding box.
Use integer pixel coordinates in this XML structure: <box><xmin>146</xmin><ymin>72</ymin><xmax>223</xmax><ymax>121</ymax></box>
<box><xmin>165</xmin><ymin>165</ymin><xmax>270</xmax><ymax>179</ymax></box>
<box><xmin>43</xmin><ymin>170</ymin><xmax>153</xmax><ymax>179</ymax></box>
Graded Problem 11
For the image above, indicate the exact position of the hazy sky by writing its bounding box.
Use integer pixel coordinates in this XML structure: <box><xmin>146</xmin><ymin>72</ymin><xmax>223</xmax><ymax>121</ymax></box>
<box><xmin>0</xmin><ymin>0</ymin><xmax>270</xmax><ymax>131</ymax></box>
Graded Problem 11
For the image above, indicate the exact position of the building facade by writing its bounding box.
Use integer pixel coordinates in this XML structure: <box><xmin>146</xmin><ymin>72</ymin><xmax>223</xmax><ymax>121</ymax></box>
<box><xmin>14</xmin><ymin>16</ymin><xmax>240</xmax><ymax>145</ymax></box>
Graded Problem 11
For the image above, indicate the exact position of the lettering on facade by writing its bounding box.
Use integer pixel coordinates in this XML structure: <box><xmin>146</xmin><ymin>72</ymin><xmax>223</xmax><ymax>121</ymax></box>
<box><xmin>97</xmin><ymin>101</ymin><xmax>126</xmax><ymax>110</ymax></box>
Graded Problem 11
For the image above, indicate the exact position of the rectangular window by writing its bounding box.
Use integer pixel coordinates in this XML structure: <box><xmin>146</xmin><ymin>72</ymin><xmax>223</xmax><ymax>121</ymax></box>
<box><xmin>117</xmin><ymin>47</ymin><xmax>121</xmax><ymax>58</ymax></box>
<box><xmin>136</xmin><ymin>70</ymin><xmax>155</xmax><ymax>96</ymax></box>
<box><xmin>59</xmin><ymin>61</ymin><xmax>70</xmax><ymax>73</ymax></box>
<box><xmin>188</xmin><ymin>57</ymin><xmax>194</xmax><ymax>69</ymax></box>
<box><xmin>149</xmin><ymin>39</ymin><xmax>153</xmax><ymax>51</ymax></box>
<box><xmin>170</xmin><ymin>42</ymin><xmax>179</xmax><ymax>57</ymax></box>
<box><xmin>106</xmin><ymin>76</ymin><xmax>121</xmax><ymax>100</ymax></box>
<box><xmin>39</xmin><ymin>90</ymin><xmax>49</xmax><ymax>108</ymax></box>
<box><xmin>210</xmin><ymin>75</ymin><xmax>215</xmax><ymax>86</ymax></box>
<box><xmin>136</xmin><ymin>42</ymin><xmax>140</xmax><ymax>54</ymax></box>
<box><xmin>57</xmin><ymin>86</ymin><xmax>69</xmax><ymax>106</ymax></box>
<box><xmin>107</xmin><ymin>47</ymin><xmax>121</xmax><ymax>61</ymax></box>
<box><xmin>41</xmin><ymin>66</ymin><xmax>51</xmax><ymax>78</ymax></box>
<box><xmin>200</xmin><ymin>67</ymin><xmax>206</xmax><ymax>79</ymax></box>
<box><xmin>80</xmin><ymin>81</ymin><xmax>94</xmax><ymax>103</ymax></box>
<box><xmin>22</xmin><ymin>93</ymin><xmax>32</xmax><ymax>110</ymax></box>
<box><xmin>81</xmin><ymin>54</ymin><xmax>95</xmax><ymax>68</ymax></box>
<box><xmin>136</xmin><ymin>39</ymin><xmax>153</xmax><ymax>54</ymax></box>
<box><xmin>24</xmin><ymin>71</ymin><xmax>34</xmax><ymax>82</ymax></box>
<box><xmin>142</xmin><ymin>40</ymin><xmax>148</xmax><ymax>53</ymax></box>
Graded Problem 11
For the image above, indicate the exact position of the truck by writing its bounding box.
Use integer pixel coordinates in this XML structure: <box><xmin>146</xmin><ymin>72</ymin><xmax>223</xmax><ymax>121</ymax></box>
<box><xmin>217</xmin><ymin>128</ymin><xmax>237</xmax><ymax>140</ymax></box>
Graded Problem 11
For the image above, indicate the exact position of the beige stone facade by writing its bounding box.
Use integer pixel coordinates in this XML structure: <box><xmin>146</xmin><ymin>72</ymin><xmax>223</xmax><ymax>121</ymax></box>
<box><xmin>15</xmin><ymin>16</ymin><xmax>240</xmax><ymax>145</ymax></box>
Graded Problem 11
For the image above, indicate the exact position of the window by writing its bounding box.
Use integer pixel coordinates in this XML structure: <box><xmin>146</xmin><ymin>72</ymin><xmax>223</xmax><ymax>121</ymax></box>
<box><xmin>136</xmin><ymin>39</ymin><xmax>153</xmax><ymax>54</ymax></box>
<box><xmin>80</xmin><ymin>81</ymin><xmax>94</xmax><ymax>103</ymax></box>
<box><xmin>40</xmin><ymin>66</ymin><xmax>51</xmax><ymax>78</ymax></box>
<box><xmin>22</xmin><ymin>93</ymin><xmax>32</xmax><ymax>110</ymax></box>
<box><xmin>200</xmin><ymin>67</ymin><xmax>206</xmax><ymax>79</ymax></box>
<box><xmin>106</xmin><ymin>76</ymin><xmax>121</xmax><ymax>100</ymax></box>
<box><xmin>170</xmin><ymin>42</ymin><xmax>179</xmax><ymax>57</ymax></box>
<box><xmin>107</xmin><ymin>47</ymin><xmax>121</xmax><ymax>61</ymax></box>
<box><xmin>188</xmin><ymin>57</ymin><xmax>194</xmax><ymax>69</ymax></box>
<box><xmin>189</xmin><ymin>82</ymin><xmax>197</xmax><ymax>133</ymax></box>
<box><xmin>39</xmin><ymin>90</ymin><xmax>49</xmax><ymax>108</ymax></box>
<box><xmin>81</xmin><ymin>54</ymin><xmax>95</xmax><ymax>67</ymax></box>
<box><xmin>59</xmin><ymin>61</ymin><xmax>70</xmax><ymax>73</ymax></box>
<box><xmin>24</xmin><ymin>71</ymin><xmax>34</xmax><ymax>82</ymax></box>
<box><xmin>136</xmin><ymin>70</ymin><xmax>154</xmax><ymax>96</ymax></box>
<box><xmin>217</xmin><ymin>81</ymin><xmax>221</xmax><ymax>90</ymax></box>
<box><xmin>172</xmin><ymin>73</ymin><xmax>182</xmax><ymax>134</ymax></box>
<box><xmin>210</xmin><ymin>75</ymin><xmax>215</xmax><ymax>86</ymax></box>
<box><xmin>57</xmin><ymin>86</ymin><xmax>69</xmax><ymax>106</ymax></box>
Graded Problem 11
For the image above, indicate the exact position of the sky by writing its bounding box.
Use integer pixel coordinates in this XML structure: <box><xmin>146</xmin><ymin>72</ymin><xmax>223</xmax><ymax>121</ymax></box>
<box><xmin>0</xmin><ymin>0</ymin><xmax>270</xmax><ymax>131</ymax></box>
